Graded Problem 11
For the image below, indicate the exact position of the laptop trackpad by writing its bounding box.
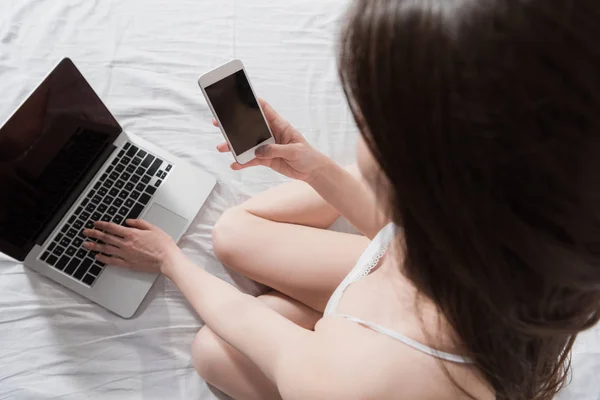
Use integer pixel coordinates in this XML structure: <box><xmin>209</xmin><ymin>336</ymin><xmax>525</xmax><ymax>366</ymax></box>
<box><xmin>143</xmin><ymin>204</ymin><xmax>188</xmax><ymax>239</ymax></box>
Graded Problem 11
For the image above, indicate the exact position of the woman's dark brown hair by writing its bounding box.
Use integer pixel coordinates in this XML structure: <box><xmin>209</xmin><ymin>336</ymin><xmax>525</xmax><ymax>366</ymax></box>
<box><xmin>339</xmin><ymin>0</ymin><xmax>600</xmax><ymax>399</ymax></box>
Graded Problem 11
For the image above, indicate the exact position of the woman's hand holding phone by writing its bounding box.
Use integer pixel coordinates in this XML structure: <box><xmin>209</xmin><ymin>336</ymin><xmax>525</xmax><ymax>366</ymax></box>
<box><xmin>215</xmin><ymin>99</ymin><xmax>331</xmax><ymax>183</ymax></box>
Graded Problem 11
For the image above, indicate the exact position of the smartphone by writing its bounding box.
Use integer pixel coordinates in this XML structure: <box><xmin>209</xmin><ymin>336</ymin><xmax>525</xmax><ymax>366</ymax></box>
<box><xmin>198</xmin><ymin>59</ymin><xmax>275</xmax><ymax>164</ymax></box>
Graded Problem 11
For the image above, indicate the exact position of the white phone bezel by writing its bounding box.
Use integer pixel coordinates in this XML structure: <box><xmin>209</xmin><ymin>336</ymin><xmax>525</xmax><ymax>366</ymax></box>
<box><xmin>198</xmin><ymin>59</ymin><xmax>275</xmax><ymax>165</ymax></box>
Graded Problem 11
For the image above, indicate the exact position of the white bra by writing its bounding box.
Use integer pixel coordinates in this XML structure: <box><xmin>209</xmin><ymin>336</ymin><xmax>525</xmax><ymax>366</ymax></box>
<box><xmin>324</xmin><ymin>223</ymin><xmax>474</xmax><ymax>364</ymax></box>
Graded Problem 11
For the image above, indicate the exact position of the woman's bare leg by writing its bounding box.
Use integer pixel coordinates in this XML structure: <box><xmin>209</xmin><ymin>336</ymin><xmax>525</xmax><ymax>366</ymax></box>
<box><xmin>212</xmin><ymin>166</ymin><xmax>374</xmax><ymax>312</ymax></box>
<box><xmin>199</xmin><ymin>165</ymin><xmax>380</xmax><ymax>398</ymax></box>
<box><xmin>193</xmin><ymin>291</ymin><xmax>321</xmax><ymax>400</ymax></box>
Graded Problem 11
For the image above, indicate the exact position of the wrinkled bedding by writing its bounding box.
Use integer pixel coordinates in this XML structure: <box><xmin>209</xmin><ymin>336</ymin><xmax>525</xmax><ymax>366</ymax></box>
<box><xmin>0</xmin><ymin>1</ymin><xmax>598</xmax><ymax>399</ymax></box>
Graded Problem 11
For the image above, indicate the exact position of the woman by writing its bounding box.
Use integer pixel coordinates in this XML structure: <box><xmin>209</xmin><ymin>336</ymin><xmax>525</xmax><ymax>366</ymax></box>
<box><xmin>83</xmin><ymin>0</ymin><xmax>600</xmax><ymax>399</ymax></box>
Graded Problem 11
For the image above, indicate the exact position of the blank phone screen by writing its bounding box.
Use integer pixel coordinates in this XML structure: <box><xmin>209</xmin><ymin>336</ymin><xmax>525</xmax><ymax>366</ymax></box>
<box><xmin>205</xmin><ymin>70</ymin><xmax>271</xmax><ymax>155</ymax></box>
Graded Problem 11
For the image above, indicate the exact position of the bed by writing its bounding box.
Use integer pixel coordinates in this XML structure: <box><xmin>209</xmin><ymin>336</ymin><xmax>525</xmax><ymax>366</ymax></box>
<box><xmin>0</xmin><ymin>1</ymin><xmax>598</xmax><ymax>399</ymax></box>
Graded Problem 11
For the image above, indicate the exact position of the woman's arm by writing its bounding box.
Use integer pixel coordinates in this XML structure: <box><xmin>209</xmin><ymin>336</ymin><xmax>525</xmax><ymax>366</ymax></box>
<box><xmin>84</xmin><ymin>220</ymin><xmax>323</xmax><ymax>386</ymax></box>
<box><xmin>215</xmin><ymin>100</ymin><xmax>387</xmax><ymax>239</ymax></box>
<box><xmin>307</xmin><ymin>158</ymin><xmax>386</xmax><ymax>239</ymax></box>
<box><xmin>163</xmin><ymin>249</ymin><xmax>317</xmax><ymax>383</ymax></box>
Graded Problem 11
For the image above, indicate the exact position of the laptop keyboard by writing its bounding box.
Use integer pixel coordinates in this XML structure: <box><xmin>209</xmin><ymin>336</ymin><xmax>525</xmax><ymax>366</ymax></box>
<box><xmin>38</xmin><ymin>142</ymin><xmax>172</xmax><ymax>287</ymax></box>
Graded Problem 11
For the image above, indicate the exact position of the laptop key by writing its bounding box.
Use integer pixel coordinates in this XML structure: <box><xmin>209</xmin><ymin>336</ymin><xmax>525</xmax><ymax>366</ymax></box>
<box><xmin>135</xmin><ymin>183</ymin><xmax>146</xmax><ymax>192</ymax></box>
<box><xmin>147</xmin><ymin>159</ymin><xmax>163</xmax><ymax>176</ymax></box>
<box><xmin>73</xmin><ymin>220</ymin><xmax>84</xmax><ymax>229</ymax></box>
<box><xmin>106</xmin><ymin>166</ymin><xmax>113</xmax><ymax>174</ymax></box>
<box><xmin>67</xmin><ymin>229</ymin><xmax>78</xmax><ymax>238</ymax></box>
<box><xmin>81</xmin><ymin>198</ymin><xmax>89</xmax><ymax>207</ymax></box>
<box><xmin>127</xmin><ymin>165</ymin><xmax>136</xmax><ymax>173</ymax></box>
<box><xmin>80</xmin><ymin>211</ymin><xmax>91</xmax><ymax>220</ymax></box>
<box><xmin>118</xmin><ymin>150</ymin><xmax>125</xmax><ymax>157</ymax></box>
<box><xmin>60</xmin><ymin>237</ymin><xmax>71</xmax><ymax>247</ymax></box>
<box><xmin>66</xmin><ymin>246</ymin><xmax>76</xmax><ymax>257</ymax></box>
<box><xmin>92</xmin><ymin>212</ymin><xmax>102</xmax><ymax>221</ymax></box>
<box><xmin>64</xmin><ymin>258</ymin><xmax>81</xmax><ymax>275</ymax></box>
<box><xmin>135</xmin><ymin>166</ymin><xmax>145</xmax><ymax>175</ymax></box>
<box><xmin>48</xmin><ymin>242</ymin><xmax>56</xmax><ymax>251</ymax></box>
<box><xmin>74</xmin><ymin>207</ymin><xmax>83</xmax><ymax>215</ymax></box>
<box><xmin>85</xmin><ymin>221</ymin><xmax>94</xmax><ymax>229</ymax></box>
<box><xmin>125</xmin><ymin>199</ymin><xmax>134</xmax><ymax>208</ymax></box>
<box><xmin>130</xmin><ymin>174</ymin><xmax>140</xmax><ymax>183</ymax></box>
<box><xmin>115</xmin><ymin>180</ymin><xmax>125</xmax><ymax>189</ymax></box>
<box><xmin>126</xmin><ymin>145</ymin><xmax>138</xmax><ymax>158</ymax></box>
<box><xmin>103</xmin><ymin>179</ymin><xmax>114</xmax><ymax>188</ymax></box>
<box><xmin>166</xmin><ymin>164</ymin><xmax>172</xmax><ymax>171</ymax></box>
<box><xmin>47</xmin><ymin>254</ymin><xmax>58</xmax><ymax>266</ymax></box>
<box><xmin>113</xmin><ymin>198</ymin><xmax>124</xmax><ymax>207</ymax></box>
<box><xmin>126</xmin><ymin>203</ymin><xmax>144</xmax><ymax>220</ymax></box>
<box><xmin>73</xmin><ymin>238</ymin><xmax>84</xmax><ymax>248</ymax></box>
<box><xmin>85</xmin><ymin>204</ymin><xmax>95</xmax><ymax>213</ymax></box>
<box><xmin>118</xmin><ymin>207</ymin><xmax>129</xmax><ymax>216</ymax></box>
<box><xmin>101</xmin><ymin>215</ymin><xmax>111</xmax><ymax>222</ymax></box>
<box><xmin>92</xmin><ymin>195</ymin><xmax>102</xmax><ymax>204</ymax></box>
<box><xmin>139</xmin><ymin>193</ymin><xmax>151</xmax><ymax>205</ymax></box>
<box><xmin>130</xmin><ymin>190</ymin><xmax>141</xmax><ymax>200</ymax></box>
<box><xmin>56</xmin><ymin>255</ymin><xmax>69</xmax><ymax>271</ymax></box>
<box><xmin>53</xmin><ymin>246</ymin><xmax>65</xmax><ymax>256</ymax></box>
<box><xmin>82</xmin><ymin>274</ymin><xmax>96</xmax><ymax>286</ymax></box>
<box><xmin>122</xmin><ymin>156</ymin><xmax>132</xmax><ymax>165</ymax></box>
<box><xmin>109</xmin><ymin>172</ymin><xmax>119</xmax><ymax>180</ymax></box>
<box><xmin>89</xmin><ymin>265</ymin><xmax>102</xmax><ymax>276</ymax></box>
<box><xmin>145</xmin><ymin>186</ymin><xmax>156</xmax><ymax>195</ymax></box>
<box><xmin>102</xmin><ymin>196</ymin><xmax>114</xmax><ymax>205</ymax></box>
<box><xmin>141</xmin><ymin>175</ymin><xmax>151</xmax><ymax>184</ymax></box>
<box><xmin>76</xmin><ymin>249</ymin><xmax>87</xmax><ymax>259</ymax></box>
<box><xmin>141</xmin><ymin>154</ymin><xmax>155</xmax><ymax>168</ymax></box>
<box><xmin>68</xmin><ymin>215</ymin><xmax>76</xmax><ymax>224</ymax></box>
<box><xmin>109</xmin><ymin>188</ymin><xmax>119</xmax><ymax>197</ymax></box>
<box><xmin>113</xmin><ymin>215</ymin><xmax>123</xmax><ymax>224</ymax></box>
<box><xmin>118</xmin><ymin>191</ymin><xmax>128</xmax><ymax>199</ymax></box>
<box><xmin>132</xmin><ymin>157</ymin><xmax>142</xmax><ymax>166</ymax></box>
<box><xmin>137</xmin><ymin>149</ymin><xmax>147</xmax><ymax>159</ymax></box>
<box><xmin>99</xmin><ymin>173</ymin><xmax>107</xmax><ymax>182</ymax></box>
<box><xmin>125</xmin><ymin>182</ymin><xmax>134</xmax><ymax>191</ymax></box>
<box><xmin>73</xmin><ymin>263</ymin><xmax>90</xmax><ymax>280</ymax></box>
<box><xmin>122</xmin><ymin>172</ymin><xmax>131</xmax><ymax>181</ymax></box>
<box><xmin>108</xmin><ymin>206</ymin><xmax>118</xmax><ymax>215</ymax></box>
<box><xmin>61</xmin><ymin>225</ymin><xmax>69</xmax><ymax>233</ymax></box>
<box><xmin>94</xmin><ymin>182</ymin><xmax>101</xmax><ymax>190</ymax></box>
<box><xmin>98</xmin><ymin>187</ymin><xmax>108</xmax><ymax>196</ymax></box>
<box><xmin>155</xmin><ymin>179</ymin><xmax>162</xmax><ymax>187</ymax></box>
<box><xmin>124</xmin><ymin>142</ymin><xmax>131</xmax><ymax>150</ymax></box>
<box><xmin>97</xmin><ymin>204</ymin><xmax>107</xmax><ymax>213</ymax></box>
<box><xmin>41</xmin><ymin>251</ymin><xmax>49</xmax><ymax>261</ymax></box>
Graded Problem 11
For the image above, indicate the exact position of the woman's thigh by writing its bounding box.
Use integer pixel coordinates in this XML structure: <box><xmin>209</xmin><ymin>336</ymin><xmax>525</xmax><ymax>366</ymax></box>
<box><xmin>213</xmin><ymin>208</ymin><xmax>369</xmax><ymax>312</ymax></box>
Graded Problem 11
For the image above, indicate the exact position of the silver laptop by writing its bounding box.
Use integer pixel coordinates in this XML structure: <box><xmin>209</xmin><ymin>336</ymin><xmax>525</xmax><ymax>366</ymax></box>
<box><xmin>0</xmin><ymin>58</ymin><xmax>215</xmax><ymax>318</ymax></box>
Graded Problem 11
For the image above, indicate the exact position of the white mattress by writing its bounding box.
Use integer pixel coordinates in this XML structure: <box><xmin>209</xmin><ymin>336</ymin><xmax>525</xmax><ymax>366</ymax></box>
<box><xmin>0</xmin><ymin>1</ymin><xmax>597</xmax><ymax>399</ymax></box>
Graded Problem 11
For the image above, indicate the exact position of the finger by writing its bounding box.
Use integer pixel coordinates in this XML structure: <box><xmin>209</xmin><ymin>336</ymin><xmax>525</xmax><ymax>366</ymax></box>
<box><xmin>84</xmin><ymin>241</ymin><xmax>122</xmax><ymax>256</ymax></box>
<box><xmin>216</xmin><ymin>142</ymin><xmax>231</xmax><ymax>153</ymax></box>
<box><xmin>212</xmin><ymin>118</ymin><xmax>219</xmax><ymax>127</ymax></box>
<box><xmin>94</xmin><ymin>221</ymin><xmax>130</xmax><ymax>238</ymax></box>
<box><xmin>126</xmin><ymin>218</ymin><xmax>155</xmax><ymax>231</ymax></box>
<box><xmin>84</xmin><ymin>228</ymin><xmax>123</xmax><ymax>246</ymax></box>
<box><xmin>95</xmin><ymin>253</ymin><xmax>130</xmax><ymax>268</ymax></box>
<box><xmin>230</xmin><ymin>159</ymin><xmax>270</xmax><ymax>170</ymax></box>
<box><xmin>255</xmin><ymin>143</ymin><xmax>297</xmax><ymax>160</ymax></box>
<box><xmin>257</xmin><ymin>99</ymin><xmax>281</xmax><ymax>124</ymax></box>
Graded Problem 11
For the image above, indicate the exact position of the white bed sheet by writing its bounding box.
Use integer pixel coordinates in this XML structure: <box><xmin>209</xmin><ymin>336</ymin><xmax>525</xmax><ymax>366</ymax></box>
<box><xmin>0</xmin><ymin>1</ymin><xmax>597</xmax><ymax>399</ymax></box>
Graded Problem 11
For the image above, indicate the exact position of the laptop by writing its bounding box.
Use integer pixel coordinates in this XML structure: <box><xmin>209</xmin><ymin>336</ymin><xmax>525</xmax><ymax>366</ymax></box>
<box><xmin>0</xmin><ymin>58</ymin><xmax>216</xmax><ymax>318</ymax></box>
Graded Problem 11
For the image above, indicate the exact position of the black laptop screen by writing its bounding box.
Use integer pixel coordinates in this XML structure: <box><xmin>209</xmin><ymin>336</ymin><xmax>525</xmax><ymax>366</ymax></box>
<box><xmin>0</xmin><ymin>58</ymin><xmax>122</xmax><ymax>261</ymax></box>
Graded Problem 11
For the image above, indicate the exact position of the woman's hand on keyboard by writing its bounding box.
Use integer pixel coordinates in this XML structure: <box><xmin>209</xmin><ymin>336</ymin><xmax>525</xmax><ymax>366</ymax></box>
<box><xmin>83</xmin><ymin>219</ymin><xmax>179</xmax><ymax>273</ymax></box>
<box><xmin>214</xmin><ymin>99</ymin><xmax>331</xmax><ymax>183</ymax></box>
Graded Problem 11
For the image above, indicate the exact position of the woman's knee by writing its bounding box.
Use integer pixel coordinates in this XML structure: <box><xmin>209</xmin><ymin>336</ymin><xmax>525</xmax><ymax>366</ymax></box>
<box><xmin>212</xmin><ymin>206</ymin><xmax>248</xmax><ymax>266</ymax></box>
<box><xmin>192</xmin><ymin>326</ymin><xmax>227</xmax><ymax>382</ymax></box>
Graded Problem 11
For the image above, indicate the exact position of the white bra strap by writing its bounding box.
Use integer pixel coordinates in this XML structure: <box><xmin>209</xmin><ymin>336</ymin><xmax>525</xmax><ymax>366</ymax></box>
<box><xmin>334</xmin><ymin>313</ymin><xmax>475</xmax><ymax>364</ymax></box>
